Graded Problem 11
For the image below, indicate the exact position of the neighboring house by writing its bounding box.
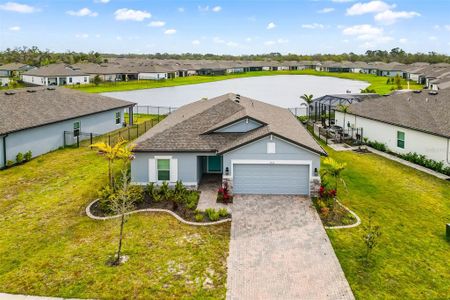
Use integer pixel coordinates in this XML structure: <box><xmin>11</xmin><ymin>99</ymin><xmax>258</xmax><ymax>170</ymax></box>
<box><xmin>0</xmin><ymin>77</ymin><xmax>10</xmax><ymax>87</ymax></box>
<box><xmin>0</xmin><ymin>87</ymin><xmax>135</xmax><ymax>168</ymax></box>
<box><xmin>0</xmin><ymin>63</ymin><xmax>33</xmax><ymax>77</ymax></box>
<box><xmin>335</xmin><ymin>90</ymin><xmax>450</xmax><ymax>166</ymax></box>
<box><xmin>22</xmin><ymin>63</ymin><xmax>90</xmax><ymax>86</ymax></box>
<box><xmin>131</xmin><ymin>93</ymin><xmax>326</xmax><ymax>195</ymax></box>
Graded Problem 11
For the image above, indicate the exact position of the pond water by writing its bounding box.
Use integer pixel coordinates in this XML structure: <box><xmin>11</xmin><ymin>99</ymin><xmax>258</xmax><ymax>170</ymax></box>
<box><xmin>103</xmin><ymin>75</ymin><xmax>369</xmax><ymax>109</ymax></box>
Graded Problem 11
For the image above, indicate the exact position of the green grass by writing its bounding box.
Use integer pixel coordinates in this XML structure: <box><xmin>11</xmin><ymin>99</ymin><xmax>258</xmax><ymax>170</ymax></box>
<box><xmin>0</xmin><ymin>147</ymin><xmax>230</xmax><ymax>299</ymax></box>
<box><xmin>324</xmin><ymin>146</ymin><xmax>450</xmax><ymax>299</ymax></box>
<box><xmin>69</xmin><ymin>70</ymin><xmax>423</xmax><ymax>95</ymax></box>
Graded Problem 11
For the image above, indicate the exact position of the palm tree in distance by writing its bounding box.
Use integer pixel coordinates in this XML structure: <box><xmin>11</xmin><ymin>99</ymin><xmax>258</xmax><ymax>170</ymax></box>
<box><xmin>300</xmin><ymin>94</ymin><xmax>314</xmax><ymax>120</ymax></box>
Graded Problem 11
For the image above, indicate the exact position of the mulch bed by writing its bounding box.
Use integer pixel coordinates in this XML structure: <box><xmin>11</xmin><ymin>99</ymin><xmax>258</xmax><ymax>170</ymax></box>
<box><xmin>89</xmin><ymin>193</ymin><xmax>230</xmax><ymax>223</ymax></box>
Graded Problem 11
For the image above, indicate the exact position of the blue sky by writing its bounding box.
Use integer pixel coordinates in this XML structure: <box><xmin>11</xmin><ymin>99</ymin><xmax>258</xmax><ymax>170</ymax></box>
<box><xmin>1</xmin><ymin>0</ymin><xmax>449</xmax><ymax>55</ymax></box>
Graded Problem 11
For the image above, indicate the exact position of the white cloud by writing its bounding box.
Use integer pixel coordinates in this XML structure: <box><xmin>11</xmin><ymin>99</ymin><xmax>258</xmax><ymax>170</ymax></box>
<box><xmin>164</xmin><ymin>29</ymin><xmax>176</xmax><ymax>35</ymax></box>
<box><xmin>429</xmin><ymin>36</ymin><xmax>437</xmax><ymax>41</ymax></box>
<box><xmin>8</xmin><ymin>26</ymin><xmax>20</xmax><ymax>31</ymax></box>
<box><xmin>212</xmin><ymin>6</ymin><xmax>222</xmax><ymax>12</ymax></box>
<box><xmin>75</xmin><ymin>33</ymin><xmax>89</xmax><ymax>38</ymax></box>
<box><xmin>148</xmin><ymin>21</ymin><xmax>165</xmax><ymax>27</ymax></box>
<box><xmin>346</xmin><ymin>1</ymin><xmax>394</xmax><ymax>16</ymax></box>
<box><xmin>66</xmin><ymin>8</ymin><xmax>98</xmax><ymax>17</ymax></box>
<box><xmin>318</xmin><ymin>7</ymin><xmax>335</xmax><ymax>13</ymax></box>
<box><xmin>398</xmin><ymin>38</ymin><xmax>407</xmax><ymax>43</ymax></box>
<box><xmin>245</xmin><ymin>37</ymin><xmax>253</xmax><ymax>42</ymax></box>
<box><xmin>264</xmin><ymin>40</ymin><xmax>276</xmax><ymax>46</ymax></box>
<box><xmin>213</xmin><ymin>37</ymin><xmax>239</xmax><ymax>47</ymax></box>
<box><xmin>95</xmin><ymin>34</ymin><xmax>101</xmax><ymax>38</ymax></box>
<box><xmin>267</xmin><ymin>22</ymin><xmax>276</xmax><ymax>29</ymax></box>
<box><xmin>445</xmin><ymin>25</ymin><xmax>450</xmax><ymax>31</ymax></box>
<box><xmin>114</xmin><ymin>8</ymin><xmax>151</xmax><ymax>21</ymax></box>
<box><xmin>177</xmin><ymin>7</ymin><xmax>184</xmax><ymax>12</ymax></box>
<box><xmin>116</xmin><ymin>36</ymin><xmax>122</xmax><ymax>41</ymax></box>
<box><xmin>332</xmin><ymin>0</ymin><xmax>355</xmax><ymax>2</ymax></box>
<box><xmin>342</xmin><ymin>24</ymin><xmax>393</xmax><ymax>47</ymax></box>
<box><xmin>342</xmin><ymin>24</ymin><xmax>382</xmax><ymax>36</ymax></box>
<box><xmin>226</xmin><ymin>41</ymin><xmax>239</xmax><ymax>47</ymax></box>
<box><xmin>198</xmin><ymin>5</ymin><xmax>209</xmax><ymax>12</ymax></box>
<box><xmin>94</xmin><ymin>0</ymin><xmax>110</xmax><ymax>3</ymax></box>
<box><xmin>0</xmin><ymin>2</ymin><xmax>38</xmax><ymax>13</ymax></box>
<box><xmin>374</xmin><ymin>10</ymin><xmax>420</xmax><ymax>25</ymax></box>
<box><xmin>192</xmin><ymin>39</ymin><xmax>200</xmax><ymax>45</ymax></box>
<box><xmin>199</xmin><ymin>5</ymin><xmax>222</xmax><ymax>13</ymax></box>
<box><xmin>302</xmin><ymin>23</ymin><xmax>325</xmax><ymax>29</ymax></box>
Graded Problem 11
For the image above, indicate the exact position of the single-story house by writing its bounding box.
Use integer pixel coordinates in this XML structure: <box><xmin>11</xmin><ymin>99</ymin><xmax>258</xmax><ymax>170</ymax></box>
<box><xmin>335</xmin><ymin>90</ymin><xmax>450</xmax><ymax>166</ymax></box>
<box><xmin>0</xmin><ymin>87</ymin><xmax>135</xmax><ymax>168</ymax></box>
<box><xmin>0</xmin><ymin>76</ymin><xmax>10</xmax><ymax>86</ymax></box>
<box><xmin>131</xmin><ymin>93</ymin><xmax>327</xmax><ymax>195</ymax></box>
<box><xmin>22</xmin><ymin>63</ymin><xmax>90</xmax><ymax>86</ymax></box>
<box><xmin>0</xmin><ymin>63</ymin><xmax>33</xmax><ymax>77</ymax></box>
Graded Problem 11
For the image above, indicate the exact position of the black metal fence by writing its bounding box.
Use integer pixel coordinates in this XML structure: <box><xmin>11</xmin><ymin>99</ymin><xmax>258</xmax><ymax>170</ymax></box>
<box><xmin>310</xmin><ymin>123</ymin><xmax>363</xmax><ymax>145</ymax></box>
<box><xmin>133</xmin><ymin>105</ymin><xmax>177</xmax><ymax>116</ymax></box>
<box><xmin>64</xmin><ymin>118</ymin><xmax>161</xmax><ymax>148</ymax></box>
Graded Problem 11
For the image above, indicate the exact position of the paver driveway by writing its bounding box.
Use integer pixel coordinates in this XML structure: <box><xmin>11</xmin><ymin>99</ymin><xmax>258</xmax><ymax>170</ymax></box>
<box><xmin>226</xmin><ymin>195</ymin><xmax>354</xmax><ymax>300</ymax></box>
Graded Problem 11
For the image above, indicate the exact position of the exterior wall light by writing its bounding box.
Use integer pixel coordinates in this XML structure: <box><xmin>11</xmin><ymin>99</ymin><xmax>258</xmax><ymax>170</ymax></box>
<box><xmin>225</xmin><ymin>167</ymin><xmax>230</xmax><ymax>176</ymax></box>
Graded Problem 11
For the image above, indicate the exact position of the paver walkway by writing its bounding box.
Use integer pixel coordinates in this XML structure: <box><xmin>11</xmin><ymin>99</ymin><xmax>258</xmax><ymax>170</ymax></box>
<box><xmin>197</xmin><ymin>174</ymin><xmax>233</xmax><ymax>213</ymax></box>
<box><xmin>226</xmin><ymin>195</ymin><xmax>354</xmax><ymax>300</ymax></box>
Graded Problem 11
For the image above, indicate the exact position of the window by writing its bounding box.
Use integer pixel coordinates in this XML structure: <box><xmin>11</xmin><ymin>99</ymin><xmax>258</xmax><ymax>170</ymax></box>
<box><xmin>69</xmin><ymin>77</ymin><xmax>72</xmax><ymax>83</ymax></box>
<box><xmin>397</xmin><ymin>131</ymin><xmax>405</xmax><ymax>149</ymax></box>
<box><xmin>115</xmin><ymin>112</ymin><xmax>121</xmax><ymax>124</ymax></box>
<box><xmin>84</xmin><ymin>77</ymin><xmax>88</xmax><ymax>83</ymax></box>
<box><xmin>74</xmin><ymin>121</ymin><xmax>80</xmax><ymax>137</ymax></box>
<box><xmin>157</xmin><ymin>159</ymin><xmax>170</xmax><ymax>181</ymax></box>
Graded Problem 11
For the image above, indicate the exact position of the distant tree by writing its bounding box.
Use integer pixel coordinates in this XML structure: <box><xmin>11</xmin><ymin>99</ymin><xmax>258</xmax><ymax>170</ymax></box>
<box><xmin>362</xmin><ymin>215</ymin><xmax>382</xmax><ymax>262</ymax></box>
<box><xmin>300</xmin><ymin>94</ymin><xmax>314</xmax><ymax>120</ymax></box>
<box><xmin>93</xmin><ymin>75</ymin><xmax>102</xmax><ymax>86</ymax></box>
<box><xmin>394</xmin><ymin>75</ymin><xmax>403</xmax><ymax>90</ymax></box>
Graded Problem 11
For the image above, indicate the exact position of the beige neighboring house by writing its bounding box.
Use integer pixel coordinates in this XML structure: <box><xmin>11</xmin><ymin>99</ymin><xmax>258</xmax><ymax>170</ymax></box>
<box><xmin>22</xmin><ymin>63</ymin><xmax>90</xmax><ymax>86</ymax></box>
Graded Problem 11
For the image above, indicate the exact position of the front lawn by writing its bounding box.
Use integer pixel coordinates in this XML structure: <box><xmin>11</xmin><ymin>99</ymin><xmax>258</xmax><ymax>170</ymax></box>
<box><xmin>0</xmin><ymin>146</ymin><xmax>230</xmax><ymax>299</ymax></box>
<box><xmin>325</xmin><ymin>146</ymin><xmax>450</xmax><ymax>299</ymax></box>
<box><xmin>69</xmin><ymin>70</ymin><xmax>422</xmax><ymax>95</ymax></box>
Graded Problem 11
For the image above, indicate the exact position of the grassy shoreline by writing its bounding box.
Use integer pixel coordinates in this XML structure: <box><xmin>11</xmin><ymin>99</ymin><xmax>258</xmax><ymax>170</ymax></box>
<box><xmin>69</xmin><ymin>70</ymin><xmax>423</xmax><ymax>95</ymax></box>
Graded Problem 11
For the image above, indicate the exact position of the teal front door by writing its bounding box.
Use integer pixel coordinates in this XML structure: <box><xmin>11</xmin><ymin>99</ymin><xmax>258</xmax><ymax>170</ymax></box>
<box><xmin>207</xmin><ymin>156</ymin><xmax>222</xmax><ymax>173</ymax></box>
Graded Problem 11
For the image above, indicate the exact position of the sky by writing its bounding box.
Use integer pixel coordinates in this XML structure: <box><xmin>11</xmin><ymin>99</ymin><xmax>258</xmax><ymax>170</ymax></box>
<box><xmin>1</xmin><ymin>0</ymin><xmax>450</xmax><ymax>55</ymax></box>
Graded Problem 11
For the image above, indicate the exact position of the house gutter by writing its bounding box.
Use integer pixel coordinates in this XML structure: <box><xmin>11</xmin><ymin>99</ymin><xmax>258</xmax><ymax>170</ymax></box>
<box><xmin>1</xmin><ymin>134</ymin><xmax>7</xmax><ymax>169</ymax></box>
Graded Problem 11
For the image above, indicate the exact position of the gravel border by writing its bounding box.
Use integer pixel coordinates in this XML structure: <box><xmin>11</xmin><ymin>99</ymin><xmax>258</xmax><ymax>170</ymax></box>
<box><xmin>324</xmin><ymin>199</ymin><xmax>361</xmax><ymax>230</ymax></box>
<box><xmin>85</xmin><ymin>199</ymin><xmax>232</xmax><ymax>226</ymax></box>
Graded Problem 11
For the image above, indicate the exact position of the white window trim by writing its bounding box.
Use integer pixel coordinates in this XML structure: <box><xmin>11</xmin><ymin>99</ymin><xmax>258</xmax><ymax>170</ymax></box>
<box><xmin>154</xmin><ymin>156</ymin><xmax>172</xmax><ymax>182</ymax></box>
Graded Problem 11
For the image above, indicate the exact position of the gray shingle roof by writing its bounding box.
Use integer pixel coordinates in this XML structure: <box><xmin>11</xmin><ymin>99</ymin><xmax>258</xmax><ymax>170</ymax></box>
<box><xmin>23</xmin><ymin>63</ymin><xmax>88</xmax><ymax>77</ymax></box>
<box><xmin>134</xmin><ymin>93</ymin><xmax>326</xmax><ymax>155</ymax></box>
<box><xmin>347</xmin><ymin>90</ymin><xmax>450</xmax><ymax>138</ymax></box>
<box><xmin>0</xmin><ymin>63</ymin><xmax>30</xmax><ymax>71</ymax></box>
<box><xmin>0</xmin><ymin>87</ymin><xmax>135</xmax><ymax>135</ymax></box>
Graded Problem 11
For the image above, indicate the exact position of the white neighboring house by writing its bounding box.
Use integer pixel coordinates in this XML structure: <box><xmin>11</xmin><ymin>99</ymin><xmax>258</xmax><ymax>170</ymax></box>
<box><xmin>0</xmin><ymin>77</ymin><xmax>10</xmax><ymax>86</ymax></box>
<box><xmin>22</xmin><ymin>63</ymin><xmax>90</xmax><ymax>86</ymax></box>
<box><xmin>335</xmin><ymin>90</ymin><xmax>450</xmax><ymax>166</ymax></box>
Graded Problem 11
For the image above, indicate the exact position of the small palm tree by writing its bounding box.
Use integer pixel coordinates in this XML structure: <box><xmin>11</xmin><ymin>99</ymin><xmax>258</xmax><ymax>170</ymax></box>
<box><xmin>337</xmin><ymin>104</ymin><xmax>350</xmax><ymax>129</ymax></box>
<box><xmin>91</xmin><ymin>139</ymin><xmax>135</xmax><ymax>187</ymax></box>
<box><xmin>300</xmin><ymin>94</ymin><xmax>314</xmax><ymax>120</ymax></box>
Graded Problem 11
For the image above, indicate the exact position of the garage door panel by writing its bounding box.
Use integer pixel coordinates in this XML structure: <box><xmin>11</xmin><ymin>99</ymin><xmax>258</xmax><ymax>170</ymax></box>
<box><xmin>233</xmin><ymin>164</ymin><xmax>309</xmax><ymax>195</ymax></box>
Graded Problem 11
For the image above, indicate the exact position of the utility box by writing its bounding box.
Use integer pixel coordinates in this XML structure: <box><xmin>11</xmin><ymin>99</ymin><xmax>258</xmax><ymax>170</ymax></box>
<box><xmin>447</xmin><ymin>224</ymin><xmax>450</xmax><ymax>241</ymax></box>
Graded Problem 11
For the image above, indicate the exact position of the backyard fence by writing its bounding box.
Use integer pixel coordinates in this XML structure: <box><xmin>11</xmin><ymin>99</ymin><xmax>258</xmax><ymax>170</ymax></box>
<box><xmin>309</xmin><ymin>123</ymin><xmax>364</xmax><ymax>145</ymax></box>
<box><xmin>133</xmin><ymin>105</ymin><xmax>178</xmax><ymax>116</ymax></box>
<box><xmin>288</xmin><ymin>107</ymin><xmax>308</xmax><ymax>117</ymax></box>
<box><xmin>64</xmin><ymin>118</ymin><xmax>161</xmax><ymax>148</ymax></box>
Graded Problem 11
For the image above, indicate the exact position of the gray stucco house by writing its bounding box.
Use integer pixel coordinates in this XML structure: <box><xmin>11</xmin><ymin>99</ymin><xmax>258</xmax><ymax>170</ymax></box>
<box><xmin>0</xmin><ymin>87</ymin><xmax>135</xmax><ymax>168</ymax></box>
<box><xmin>132</xmin><ymin>93</ymin><xmax>326</xmax><ymax>195</ymax></box>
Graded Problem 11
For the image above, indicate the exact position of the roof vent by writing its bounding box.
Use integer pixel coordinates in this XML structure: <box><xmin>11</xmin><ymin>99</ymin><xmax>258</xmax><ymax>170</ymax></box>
<box><xmin>27</xmin><ymin>89</ymin><xmax>37</xmax><ymax>93</ymax></box>
<box><xmin>235</xmin><ymin>94</ymin><xmax>241</xmax><ymax>103</ymax></box>
<box><xmin>428</xmin><ymin>90</ymin><xmax>438</xmax><ymax>95</ymax></box>
<box><xmin>47</xmin><ymin>87</ymin><xmax>56</xmax><ymax>91</ymax></box>
<box><xmin>4</xmin><ymin>91</ymin><xmax>16</xmax><ymax>95</ymax></box>
<box><xmin>413</xmin><ymin>90</ymin><xmax>422</xmax><ymax>94</ymax></box>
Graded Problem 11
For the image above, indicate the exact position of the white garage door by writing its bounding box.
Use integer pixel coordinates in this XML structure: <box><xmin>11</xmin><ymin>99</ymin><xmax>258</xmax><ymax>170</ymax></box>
<box><xmin>233</xmin><ymin>164</ymin><xmax>310</xmax><ymax>195</ymax></box>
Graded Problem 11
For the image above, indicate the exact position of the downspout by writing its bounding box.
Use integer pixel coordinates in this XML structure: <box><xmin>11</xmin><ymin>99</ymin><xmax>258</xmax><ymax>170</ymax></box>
<box><xmin>447</xmin><ymin>138</ymin><xmax>450</xmax><ymax>165</ymax></box>
<box><xmin>2</xmin><ymin>134</ymin><xmax>7</xmax><ymax>169</ymax></box>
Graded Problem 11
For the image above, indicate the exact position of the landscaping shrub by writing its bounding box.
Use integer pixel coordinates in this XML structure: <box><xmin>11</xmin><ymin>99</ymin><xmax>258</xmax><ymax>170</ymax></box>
<box><xmin>366</xmin><ymin>140</ymin><xmax>387</xmax><ymax>152</ymax></box>
<box><xmin>145</xmin><ymin>182</ymin><xmax>155</xmax><ymax>197</ymax></box>
<box><xmin>24</xmin><ymin>150</ymin><xmax>32</xmax><ymax>161</ymax></box>
<box><xmin>159</xmin><ymin>181</ymin><xmax>172</xmax><ymax>202</ymax></box>
<box><xmin>218</xmin><ymin>208</ymin><xmax>229</xmax><ymax>218</ymax></box>
<box><xmin>195</xmin><ymin>213</ymin><xmax>204</xmax><ymax>222</ymax></box>
<box><xmin>217</xmin><ymin>182</ymin><xmax>233</xmax><ymax>204</ymax></box>
<box><xmin>97</xmin><ymin>185</ymin><xmax>116</xmax><ymax>213</ymax></box>
<box><xmin>6</xmin><ymin>160</ymin><xmax>14</xmax><ymax>167</ymax></box>
<box><xmin>151</xmin><ymin>188</ymin><xmax>162</xmax><ymax>202</ymax></box>
<box><xmin>185</xmin><ymin>192</ymin><xmax>199</xmax><ymax>210</ymax></box>
<box><xmin>16</xmin><ymin>152</ymin><xmax>24</xmax><ymax>164</ymax></box>
<box><xmin>128</xmin><ymin>185</ymin><xmax>144</xmax><ymax>204</ymax></box>
<box><xmin>399</xmin><ymin>152</ymin><xmax>449</xmax><ymax>175</ymax></box>
<box><xmin>205</xmin><ymin>208</ymin><xmax>220</xmax><ymax>221</ymax></box>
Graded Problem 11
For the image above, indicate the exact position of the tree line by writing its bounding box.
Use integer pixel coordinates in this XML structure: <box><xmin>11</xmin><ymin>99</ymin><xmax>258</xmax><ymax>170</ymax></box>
<box><xmin>1</xmin><ymin>46</ymin><xmax>449</xmax><ymax>66</ymax></box>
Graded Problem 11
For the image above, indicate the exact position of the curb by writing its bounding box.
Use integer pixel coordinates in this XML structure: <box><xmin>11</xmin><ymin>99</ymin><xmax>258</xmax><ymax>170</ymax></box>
<box><xmin>324</xmin><ymin>199</ymin><xmax>361</xmax><ymax>230</ymax></box>
<box><xmin>85</xmin><ymin>199</ymin><xmax>232</xmax><ymax>226</ymax></box>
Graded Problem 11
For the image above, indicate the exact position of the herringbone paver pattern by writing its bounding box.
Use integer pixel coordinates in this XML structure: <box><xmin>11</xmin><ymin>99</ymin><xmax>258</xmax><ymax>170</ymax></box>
<box><xmin>226</xmin><ymin>195</ymin><xmax>354</xmax><ymax>300</ymax></box>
